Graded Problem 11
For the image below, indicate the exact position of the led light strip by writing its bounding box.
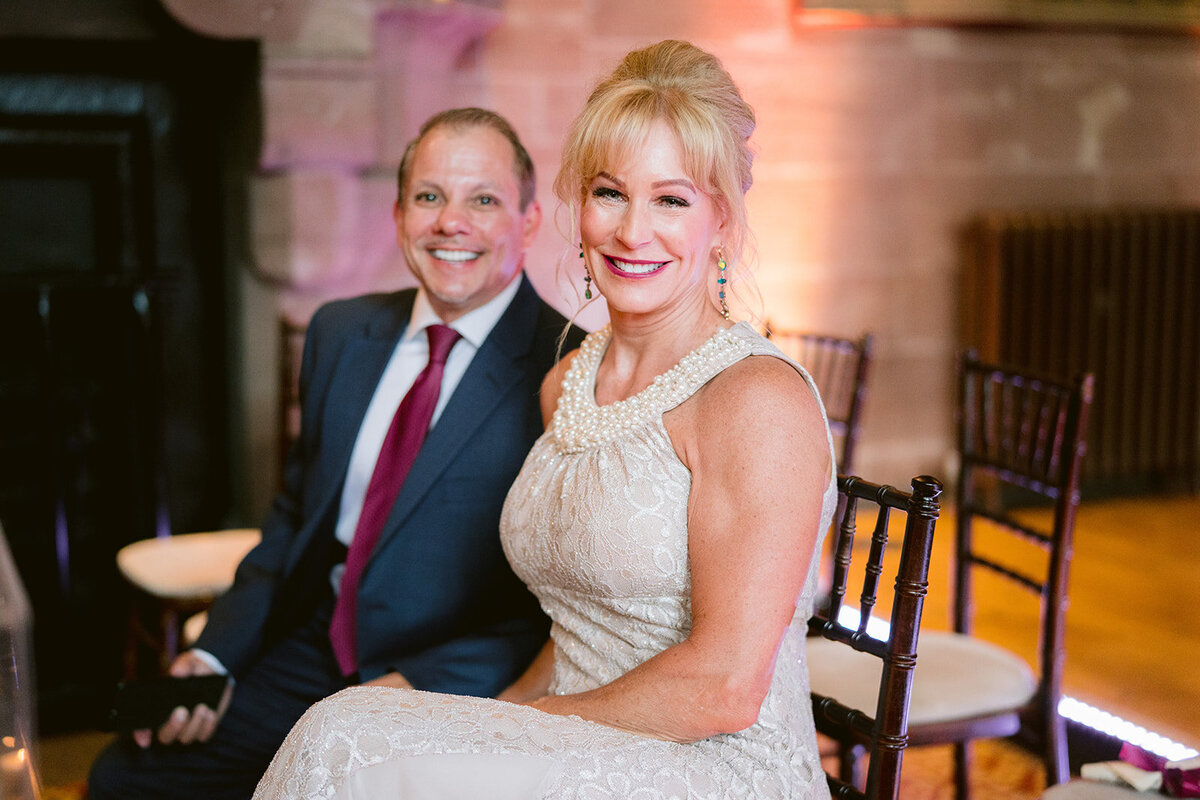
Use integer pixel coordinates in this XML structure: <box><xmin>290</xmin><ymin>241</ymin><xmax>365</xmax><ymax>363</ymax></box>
<box><xmin>1058</xmin><ymin>696</ymin><xmax>1198</xmax><ymax>762</ymax></box>
<box><xmin>831</xmin><ymin>607</ymin><xmax>1199</xmax><ymax>761</ymax></box>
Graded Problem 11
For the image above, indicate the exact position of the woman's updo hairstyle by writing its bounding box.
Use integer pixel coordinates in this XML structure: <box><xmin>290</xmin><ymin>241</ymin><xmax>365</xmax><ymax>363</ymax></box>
<box><xmin>554</xmin><ymin>39</ymin><xmax>756</xmax><ymax>277</ymax></box>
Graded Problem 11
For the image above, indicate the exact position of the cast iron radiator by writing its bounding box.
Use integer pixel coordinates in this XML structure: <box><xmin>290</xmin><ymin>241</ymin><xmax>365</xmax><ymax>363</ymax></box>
<box><xmin>960</xmin><ymin>208</ymin><xmax>1200</xmax><ymax>495</ymax></box>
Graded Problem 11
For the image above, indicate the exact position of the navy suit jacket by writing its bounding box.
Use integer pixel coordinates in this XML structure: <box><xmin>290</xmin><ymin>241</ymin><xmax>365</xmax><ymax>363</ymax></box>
<box><xmin>196</xmin><ymin>275</ymin><xmax>581</xmax><ymax>697</ymax></box>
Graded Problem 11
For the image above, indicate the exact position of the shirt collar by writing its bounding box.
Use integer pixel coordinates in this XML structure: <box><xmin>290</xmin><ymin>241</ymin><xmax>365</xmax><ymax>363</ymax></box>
<box><xmin>405</xmin><ymin>274</ymin><xmax>523</xmax><ymax>349</ymax></box>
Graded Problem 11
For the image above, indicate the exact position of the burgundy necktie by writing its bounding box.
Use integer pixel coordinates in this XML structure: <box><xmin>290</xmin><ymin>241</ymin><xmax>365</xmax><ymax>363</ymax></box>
<box><xmin>329</xmin><ymin>323</ymin><xmax>461</xmax><ymax>676</ymax></box>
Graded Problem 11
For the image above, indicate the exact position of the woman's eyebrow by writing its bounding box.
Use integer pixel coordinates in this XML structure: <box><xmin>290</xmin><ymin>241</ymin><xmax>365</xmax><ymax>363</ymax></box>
<box><xmin>595</xmin><ymin>173</ymin><xmax>696</xmax><ymax>192</ymax></box>
<box><xmin>651</xmin><ymin>178</ymin><xmax>695</xmax><ymax>191</ymax></box>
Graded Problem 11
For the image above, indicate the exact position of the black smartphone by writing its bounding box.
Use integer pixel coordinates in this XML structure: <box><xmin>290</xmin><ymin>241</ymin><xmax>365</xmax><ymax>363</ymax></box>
<box><xmin>106</xmin><ymin>675</ymin><xmax>229</xmax><ymax>731</ymax></box>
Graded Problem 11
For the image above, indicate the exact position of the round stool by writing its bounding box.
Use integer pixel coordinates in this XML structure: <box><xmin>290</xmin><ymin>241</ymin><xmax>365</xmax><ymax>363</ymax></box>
<box><xmin>117</xmin><ymin>528</ymin><xmax>260</xmax><ymax>675</ymax></box>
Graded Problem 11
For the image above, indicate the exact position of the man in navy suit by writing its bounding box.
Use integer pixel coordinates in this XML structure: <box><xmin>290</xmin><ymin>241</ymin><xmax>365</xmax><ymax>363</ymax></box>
<box><xmin>88</xmin><ymin>108</ymin><xmax>582</xmax><ymax>799</ymax></box>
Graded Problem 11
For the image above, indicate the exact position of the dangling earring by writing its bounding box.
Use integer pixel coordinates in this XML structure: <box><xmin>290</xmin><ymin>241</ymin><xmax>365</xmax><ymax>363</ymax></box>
<box><xmin>716</xmin><ymin>248</ymin><xmax>730</xmax><ymax>320</ymax></box>
<box><xmin>580</xmin><ymin>245</ymin><xmax>592</xmax><ymax>300</ymax></box>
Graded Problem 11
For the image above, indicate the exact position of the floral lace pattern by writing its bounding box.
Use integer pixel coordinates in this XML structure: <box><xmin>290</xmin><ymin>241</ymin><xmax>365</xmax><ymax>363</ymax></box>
<box><xmin>253</xmin><ymin>322</ymin><xmax>836</xmax><ymax>800</ymax></box>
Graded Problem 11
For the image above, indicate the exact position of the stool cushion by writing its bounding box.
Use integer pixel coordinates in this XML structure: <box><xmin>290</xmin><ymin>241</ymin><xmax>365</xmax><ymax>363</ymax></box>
<box><xmin>116</xmin><ymin>529</ymin><xmax>261</xmax><ymax>601</ymax></box>
<box><xmin>807</xmin><ymin>630</ymin><xmax>1037</xmax><ymax>726</ymax></box>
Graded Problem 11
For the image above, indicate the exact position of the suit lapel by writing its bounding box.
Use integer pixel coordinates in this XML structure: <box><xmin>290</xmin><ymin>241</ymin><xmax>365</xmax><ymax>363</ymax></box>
<box><xmin>374</xmin><ymin>276</ymin><xmax>543</xmax><ymax>551</ymax></box>
<box><xmin>286</xmin><ymin>292</ymin><xmax>414</xmax><ymax>575</ymax></box>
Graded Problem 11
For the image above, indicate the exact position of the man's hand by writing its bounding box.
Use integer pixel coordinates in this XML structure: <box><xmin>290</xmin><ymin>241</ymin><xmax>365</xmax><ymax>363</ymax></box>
<box><xmin>132</xmin><ymin>651</ymin><xmax>233</xmax><ymax>749</ymax></box>
<box><xmin>362</xmin><ymin>671</ymin><xmax>413</xmax><ymax>690</ymax></box>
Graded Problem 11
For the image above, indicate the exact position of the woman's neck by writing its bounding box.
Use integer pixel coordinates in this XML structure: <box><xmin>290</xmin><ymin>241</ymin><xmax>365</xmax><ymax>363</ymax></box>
<box><xmin>596</xmin><ymin>304</ymin><xmax>729</xmax><ymax>406</ymax></box>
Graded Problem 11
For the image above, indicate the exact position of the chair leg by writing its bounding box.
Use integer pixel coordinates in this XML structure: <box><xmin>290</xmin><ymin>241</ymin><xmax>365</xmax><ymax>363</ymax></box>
<box><xmin>161</xmin><ymin>606</ymin><xmax>180</xmax><ymax>669</ymax></box>
<box><xmin>122</xmin><ymin>602</ymin><xmax>141</xmax><ymax>680</ymax></box>
<box><xmin>124</xmin><ymin>592</ymin><xmax>168</xmax><ymax>679</ymax></box>
<box><xmin>954</xmin><ymin>741</ymin><xmax>971</xmax><ymax>800</ymax></box>
<box><xmin>1044</xmin><ymin>709</ymin><xmax>1070</xmax><ymax>786</ymax></box>
<box><xmin>124</xmin><ymin>592</ymin><xmax>185</xmax><ymax>677</ymax></box>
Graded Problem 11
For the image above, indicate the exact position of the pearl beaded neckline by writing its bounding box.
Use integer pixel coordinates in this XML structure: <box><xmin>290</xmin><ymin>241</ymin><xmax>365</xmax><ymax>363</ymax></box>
<box><xmin>551</xmin><ymin>323</ymin><xmax>753</xmax><ymax>453</ymax></box>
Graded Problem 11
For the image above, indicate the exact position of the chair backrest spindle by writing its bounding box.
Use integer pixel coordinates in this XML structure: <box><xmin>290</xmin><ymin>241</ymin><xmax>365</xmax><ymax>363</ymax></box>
<box><xmin>826</xmin><ymin>492</ymin><xmax>856</xmax><ymax>625</ymax></box>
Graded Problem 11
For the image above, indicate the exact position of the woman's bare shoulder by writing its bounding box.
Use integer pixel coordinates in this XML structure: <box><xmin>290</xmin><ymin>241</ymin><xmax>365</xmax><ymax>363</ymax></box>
<box><xmin>700</xmin><ymin>354</ymin><xmax>823</xmax><ymax>428</ymax></box>
<box><xmin>670</xmin><ymin>353</ymin><xmax>829</xmax><ymax>478</ymax></box>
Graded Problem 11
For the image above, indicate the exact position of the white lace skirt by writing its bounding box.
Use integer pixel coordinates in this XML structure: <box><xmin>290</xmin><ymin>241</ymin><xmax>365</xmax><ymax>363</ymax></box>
<box><xmin>252</xmin><ymin>686</ymin><xmax>824</xmax><ymax>800</ymax></box>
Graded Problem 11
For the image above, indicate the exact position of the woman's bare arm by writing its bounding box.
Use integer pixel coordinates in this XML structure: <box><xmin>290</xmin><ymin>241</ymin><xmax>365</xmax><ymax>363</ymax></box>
<box><xmin>496</xmin><ymin>639</ymin><xmax>555</xmax><ymax>703</ymax></box>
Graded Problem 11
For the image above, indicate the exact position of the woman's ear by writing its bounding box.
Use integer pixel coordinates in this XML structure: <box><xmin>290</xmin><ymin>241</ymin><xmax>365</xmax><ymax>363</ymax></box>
<box><xmin>711</xmin><ymin>203</ymin><xmax>730</xmax><ymax>249</ymax></box>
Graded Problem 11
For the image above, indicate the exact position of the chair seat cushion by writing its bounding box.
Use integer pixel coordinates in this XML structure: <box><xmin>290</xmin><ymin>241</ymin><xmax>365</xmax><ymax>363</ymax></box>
<box><xmin>1041</xmin><ymin>780</ymin><xmax>1145</xmax><ymax>798</ymax></box>
<box><xmin>116</xmin><ymin>529</ymin><xmax>261</xmax><ymax>600</ymax></box>
<box><xmin>807</xmin><ymin>630</ymin><xmax>1037</xmax><ymax>726</ymax></box>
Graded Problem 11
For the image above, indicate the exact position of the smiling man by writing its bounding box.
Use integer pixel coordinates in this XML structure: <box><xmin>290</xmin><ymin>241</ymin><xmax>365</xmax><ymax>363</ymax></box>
<box><xmin>88</xmin><ymin>108</ymin><xmax>582</xmax><ymax>800</ymax></box>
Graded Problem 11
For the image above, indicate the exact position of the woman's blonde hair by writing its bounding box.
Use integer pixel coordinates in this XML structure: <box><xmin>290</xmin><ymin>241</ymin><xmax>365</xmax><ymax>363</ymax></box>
<box><xmin>554</xmin><ymin>40</ymin><xmax>757</xmax><ymax>315</ymax></box>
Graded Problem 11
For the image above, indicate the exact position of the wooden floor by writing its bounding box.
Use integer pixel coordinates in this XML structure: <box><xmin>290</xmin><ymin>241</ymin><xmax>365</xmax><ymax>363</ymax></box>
<box><xmin>1059</xmin><ymin>492</ymin><xmax>1199</xmax><ymax>749</ymax></box>
<box><xmin>35</xmin><ymin>491</ymin><xmax>1200</xmax><ymax>797</ymax></box>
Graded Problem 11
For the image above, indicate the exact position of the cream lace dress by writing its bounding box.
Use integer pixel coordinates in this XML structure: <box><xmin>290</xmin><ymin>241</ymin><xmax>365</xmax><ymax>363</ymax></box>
<box><xmin>252</xmin><ymin>322</ymin><xmax>837</xmax><ymax>800</ymax></box>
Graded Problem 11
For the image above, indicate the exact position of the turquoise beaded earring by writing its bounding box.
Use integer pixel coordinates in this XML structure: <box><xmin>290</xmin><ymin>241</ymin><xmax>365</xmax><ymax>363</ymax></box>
<box><xmin>580</xmin><ymin>244</ymin><xmax>592</xmax><ymax>300</ymax></box>
<box><xmin>716</xmin><ymin>248</ymin><xmax>730</xmax><ymax>320</ymax></box>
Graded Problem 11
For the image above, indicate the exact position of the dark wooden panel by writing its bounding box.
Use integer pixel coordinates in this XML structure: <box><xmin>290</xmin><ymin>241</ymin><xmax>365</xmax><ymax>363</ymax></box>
<box><xmin>0</xmin><ymin>28</ymin><xmax>258</xmax><ymax>732</ymax></box>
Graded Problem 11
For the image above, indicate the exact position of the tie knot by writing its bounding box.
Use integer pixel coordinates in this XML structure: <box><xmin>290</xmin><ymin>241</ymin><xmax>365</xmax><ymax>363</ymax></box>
<box><xmin>425</xmin><ymin>324</ymin><xmax>460</xmax><ymax>365</ymax></box>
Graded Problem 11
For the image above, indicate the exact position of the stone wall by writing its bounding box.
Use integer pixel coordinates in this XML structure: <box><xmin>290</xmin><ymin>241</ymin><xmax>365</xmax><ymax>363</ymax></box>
<box><xmin>235</xmin><ymin>0</ymin><xmax>1200</xmax><ymax>515</ymax></box>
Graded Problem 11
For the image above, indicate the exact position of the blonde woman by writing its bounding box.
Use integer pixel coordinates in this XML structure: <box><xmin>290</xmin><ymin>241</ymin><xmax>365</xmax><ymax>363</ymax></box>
<box><xmin>254</xmin><ymin>39</ymin><xmax>836</xmax><ymax>800</ymax></box>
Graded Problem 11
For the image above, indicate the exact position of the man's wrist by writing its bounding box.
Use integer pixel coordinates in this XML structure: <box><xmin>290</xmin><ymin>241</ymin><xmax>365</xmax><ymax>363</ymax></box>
<box><xmin>188</xmin><ymin>648</ymin><xmax>230</xmax><ymax>677</ymax></box>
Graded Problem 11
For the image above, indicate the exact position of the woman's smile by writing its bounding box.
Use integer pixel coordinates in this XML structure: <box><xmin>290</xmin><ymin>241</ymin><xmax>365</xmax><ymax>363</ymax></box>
<box><xmin>603</xmin><ymin>254</ymin><xmax>669</xmax><ymax>277</ymax></box>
